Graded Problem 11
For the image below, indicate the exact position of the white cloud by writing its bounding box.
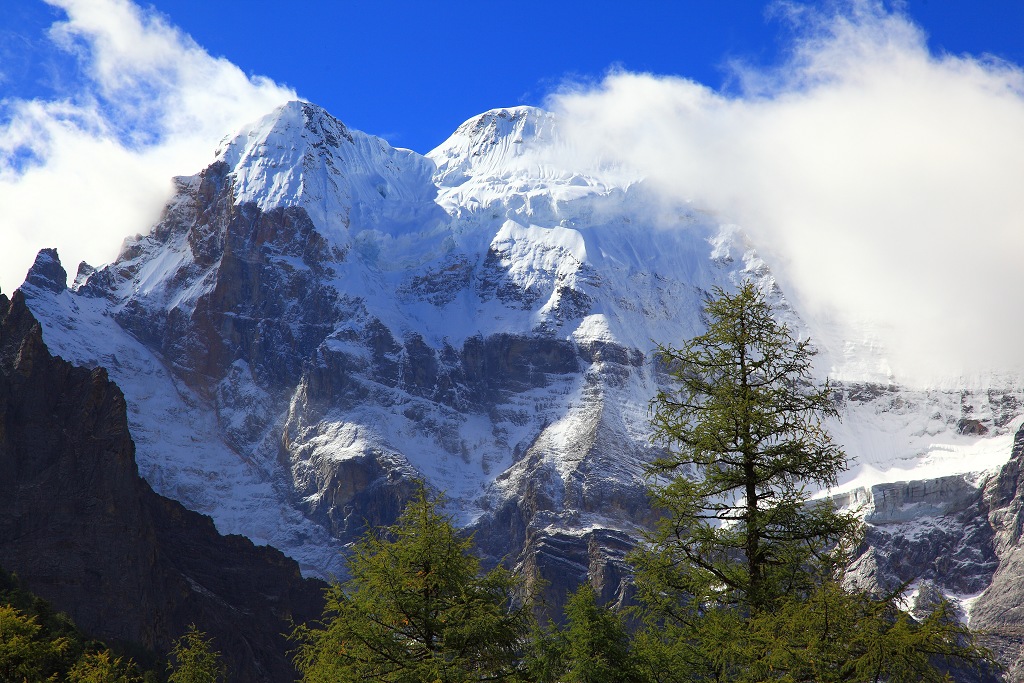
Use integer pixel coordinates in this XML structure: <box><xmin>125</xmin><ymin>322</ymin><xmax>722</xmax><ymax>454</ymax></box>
<box><xmin>0</xmin><ymin>0</ymin><xmax>295</xmax><ymax>294</ymax></box>
<box><xmin>3</xmin><ymin>0</ymin><xmax>1021</xmax><ymax>385</ymax></box>
<box><xmin>544</xmin><ymin>2</ymin><xmax>1024</xmax><ymax>383</ymax></box>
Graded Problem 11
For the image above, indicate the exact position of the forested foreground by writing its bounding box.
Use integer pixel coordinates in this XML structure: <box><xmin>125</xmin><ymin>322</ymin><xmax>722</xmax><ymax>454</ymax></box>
<box><xmin>0</xmin><ymin>567</ymin><xmax>226</xmax><ymax>682</ymax></box>
<box><xmin>0</xmin><ymin>285</ymin><xmax>1001</xmax><ymax>682</ymax></box>
<box><xmin>290</xmin><ymin>285</ymin><xmax>999</xmax><ymax>683</ymax></box>
<box><xmin>291</xmin><ymin>489</ymin><xmax>994</xmax><ymax>683</ymax></box>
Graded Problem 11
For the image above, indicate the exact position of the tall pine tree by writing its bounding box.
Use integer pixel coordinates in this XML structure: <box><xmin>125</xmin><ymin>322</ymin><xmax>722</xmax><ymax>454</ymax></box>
<box><xmin>631</xmin><ymin>282</ymin><xmax>996</xmax><ymax>682</ymax></box>
<box><xmin>639</xmin><ymin>282</ymin><xmax>857</xmax><ymax>613</ymax></box>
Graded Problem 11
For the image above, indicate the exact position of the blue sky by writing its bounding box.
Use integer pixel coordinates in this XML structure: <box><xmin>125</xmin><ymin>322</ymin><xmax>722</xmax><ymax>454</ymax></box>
<box><xmin>1</xmin><ymin>0</ymin><xmax>1023</xmax><ymax>377</ymax></box>
<box><xmin>150</xmin><ymin>0</ymin><xmax>1024</xmax><ymax>151</ymax></box>
<box><xmin>3</xmin><ymin>1</ymin><xmax>1023</xmax><ymax>152</ymax></box>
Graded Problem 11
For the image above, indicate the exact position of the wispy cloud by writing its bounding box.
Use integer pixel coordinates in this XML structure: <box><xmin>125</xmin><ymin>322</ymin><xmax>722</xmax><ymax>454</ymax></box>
<box><xmin>3</xmin><ymin>1</ymin><xmax>1021</xmax><ymax>384</ymax></box>
<box><xmin>544</xmin><ymin>1</ymin><xmax>1024</xmax><ymax>383</ymax></box>
<box><xmin>0</xmin><ymin>0</ymin><xmax>295</xmax><ymax>294</ymax></box>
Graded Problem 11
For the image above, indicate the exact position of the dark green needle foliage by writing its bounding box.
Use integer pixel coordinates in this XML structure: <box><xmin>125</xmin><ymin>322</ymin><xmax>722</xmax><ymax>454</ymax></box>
<box><xmin>639</xmin><ymin>282</ymin><xmax>857</xmax><ymax>613</ymax></box>
<box><xmin>529</xmin><ymin>583</ymin><xmax>641</xmax><ymax>683</ymax></box>
<box><xmin>291</xmin><ymin>485</ymin><xmax>533</xmax><ymax>682</ymax></box>
<box><xmin>743</xmin><ymin>582</ymin><xmax>994</xmax><ymax>683</ymax></box>
<box><xmin>630</xmin><ymin>282</ymin><xmax>997</xmax><ymax>682</ymax></box>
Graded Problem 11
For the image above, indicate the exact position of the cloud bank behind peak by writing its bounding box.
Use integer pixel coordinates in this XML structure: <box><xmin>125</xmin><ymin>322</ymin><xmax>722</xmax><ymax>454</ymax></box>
<box><xmin>3</xmin><ymin>1</ymin><xmax>1022</xmax><ymax>384</ymax></box>
<box><xmin>543</xmin><ymin>2</ymin><xmax>1024</xmax><ymax>384</ymax></box>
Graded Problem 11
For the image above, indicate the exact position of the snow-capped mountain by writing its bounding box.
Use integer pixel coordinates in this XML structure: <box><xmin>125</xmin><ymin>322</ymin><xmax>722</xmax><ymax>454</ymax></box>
<box><xmin>18</xmin><ymin>102</ymin><xmax>1024</xmax><ymax>656</ymax></box>
<box><xmin>22</xmin><ymin>102</ymin><xmax>743</xmax><ymax>570</ymax></box>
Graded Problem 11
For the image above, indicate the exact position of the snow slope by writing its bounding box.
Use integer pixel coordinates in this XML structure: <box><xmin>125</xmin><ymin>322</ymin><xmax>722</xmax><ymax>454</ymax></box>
<box><xmin>20</xmin><ymin>100</ymin><xmax>1023</xmax><ymax>580</ymax></box>
<box><xmin>20</xmin><ymin>278</ymin><xmax>345</xmax><ymax>577</ymax></box>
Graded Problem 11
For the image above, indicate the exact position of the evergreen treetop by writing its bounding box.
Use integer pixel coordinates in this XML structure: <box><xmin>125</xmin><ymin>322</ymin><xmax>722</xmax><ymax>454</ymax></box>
<box><xmin>645</xmin><ymin>282</ymin><xmax>858</xmax><ymax>612</ymax></box>
<box><xmin>292</xmin><ymin>485</ymin><xmax>534</xmax><ymax>682</ymax></box>
<box><xmin>630</xmin><ymin>282</ymin><xmax>999</xmax><ymax>681</ymax></box>
<box><xmin>167</xmin><ymin>625</ymin><xmax>225</xmax><ymax>683</ymax></box>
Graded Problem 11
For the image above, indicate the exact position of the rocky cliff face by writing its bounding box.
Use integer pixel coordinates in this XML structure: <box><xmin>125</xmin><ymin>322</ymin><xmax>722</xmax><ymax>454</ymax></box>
<box><xmin>845</xmin><ymin>475</ymin><xmax>998</xmax><ymax>597</ymax></box>
<box><xmin>23</xmin><ymin>102</ymin><xmax>744</xmax><ymax>596</ymax></box>
<box><xmin>0</xmin><ymin>289</ymin><xmax>324</xmax><ymax>682</ymax></box>
<box><xmin>970</xmin><ymin>426</ymin><xmax>1024</xmax><ymax>677</ymax></box>
<box><xmin>18</xmin><ymin>100</ymin><xmax>1024</xmax><ymax>641</ymax></box>
<box><xmin>831</xmin><ymin>423</ymin><xmax>1024</xmax><ymax>677</ymax></box>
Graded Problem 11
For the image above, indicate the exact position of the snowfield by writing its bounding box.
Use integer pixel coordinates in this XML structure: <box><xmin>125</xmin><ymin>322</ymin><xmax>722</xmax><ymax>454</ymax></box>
<box><xmin>20</xmin><ymin>101</ymin><xmax>1022</xmax><ymax>578</ymax></box>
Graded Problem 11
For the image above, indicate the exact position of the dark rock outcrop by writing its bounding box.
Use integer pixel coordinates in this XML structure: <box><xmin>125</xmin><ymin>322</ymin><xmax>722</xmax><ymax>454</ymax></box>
<box><xmin>0</xmin><ymin>290</ymin><xmax>324</xmax><ymax>682</ymax></box>
<box><xmin>838</xmin><ymin>425</ymin><xmax>1024</xmax><ymax>679</ymax></box>
<box><xmin>23</xmin><ymin>248</ymin><xmax>67</xmax><ymax>293</ymax></box>
<box><xmin>517</xmin><ymin>527</ymin><xmax>636</xmax><ymax>618</ymax></box>
<box><xmin>109</xmin><ymin>163</ymin><xmax>343</xmax><ymax>397</ymax></box>
<box><xmin>849</xmin><ymin>475</ymin><xmax>998</xmax><ymax>596</ymax></box>
<box><xmin>971</xmin><ymin>425</ymin><xmax>1024</xmax><ymax>678</ymax></box>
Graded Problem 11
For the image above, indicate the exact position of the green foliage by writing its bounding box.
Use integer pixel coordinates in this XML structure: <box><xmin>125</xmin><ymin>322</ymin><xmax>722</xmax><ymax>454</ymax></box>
<box><xmin>529</xmin><ymin>584</ymin><xmax>641</xmax><ymax>683</ymax></box>
<box><xmin>749</xmin><ymin>582</ymin><xmax>993</xmax><ymax>683</ymax></box>
<box><xmin>0</xmin><ymin>603</ymin><xmax>70</xmax><ymax>682</ymax></box>
<box><xmin>641</xmin><ymin>282</ymin><xmax>859</xmax><ymax>613</ymax></box>
<box><xmin>292</xmin><ymin>485</ymin><xmax>534</xmax><ymax>682</ymax></box>
<box><xmin>68</xmin><ymin>649</ymin><xmax>144</xmax><ymax>682</ymax></box>
<box><xmin>525</xmin><ymin>621</ymin><xmax>563</xmax><ymax>683</ymax></box>
<box><xmin>0</xmin><ymin>567</ymin><xmax>150</xmax><ymax>682</ymax></box>
<box><xmin>631</xmin><ymin>283</ymin><xmax>998</xmax><ymax>681</ymax></box>
<box><xmin>0</xmin><ymin>568</ymin><xmax>80</xmax><ymax>654</ymax></box>
<box><xmin>632</xmin><ymin>582</ymin><xmax>996</xmax><ymax>682</ymax></box>
<box><xmin>167</xmin><ymin>625</ymin><xmax>225</xmax><ymax>683</ymax></box>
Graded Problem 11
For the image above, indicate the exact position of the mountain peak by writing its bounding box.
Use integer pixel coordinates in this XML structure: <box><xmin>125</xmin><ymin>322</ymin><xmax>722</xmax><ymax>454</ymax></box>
<box><xmin>212</xmin><ymin>100</ymin><xmax>440</xmax><ymax>240</ymax></box>
<box><xmin>212</xmin><ymin>99</ymin><xmax>355</xmax><ymax>202</ymax></box>
<box><xmin>428</xmin><ymin>106</ymin><xmax>557</xmax><ymax>187</ymax></box>
<box><xmin>214</xmin><ymin>100</ymin><xmax>352</xmax><ymax>160</ymax></box>
<box><xmin>22</xmin><ymin>248</ymin><xmax>67</xmax><ymax>293</ymax></box>
<box><xmin>453</xmin><ymin>106</ymin><xmax>552</xmax><ymax>142</ymax></box>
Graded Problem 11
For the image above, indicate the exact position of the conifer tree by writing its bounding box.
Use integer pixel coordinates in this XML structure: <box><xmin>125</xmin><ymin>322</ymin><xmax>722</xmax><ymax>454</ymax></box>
<box><xmin>631</xmin><ymin>282</ymin><xmax>997</xmax><ymax>681</ymax></box>
<box><xmin>639</xmin><ymin>282</ymin><xmax>857</xmax><ymax>613</ymax></box>
<box><xmin>68</xmin><ymin>650</ymin><xmax>143</xmax><ymax>683</ymax></box>
<box><xmin>167</xmin><ymin>625</ymin><xmax>225</xmax><ymax>683</ymax></box>
<box><xmin>0</xmin><ymin>604</ymin><xmax>71</xmax><ymax>681</ymax></box>
<box><xmin>529</xmin><ymin>583</ymin><xmax>641</xmax><ymax>683</ymax></box>
<box><xmin>292</xmin><ymin>485</ymin><xmax>533</xmax><ymax>682</ymax></box>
